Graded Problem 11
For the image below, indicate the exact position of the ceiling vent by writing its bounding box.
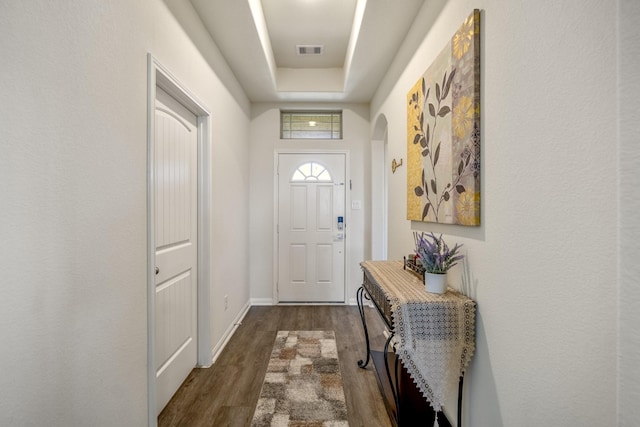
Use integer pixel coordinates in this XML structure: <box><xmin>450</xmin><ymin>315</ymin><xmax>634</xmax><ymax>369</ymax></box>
<box><xmin>296</xmin><ymin>45</ymin><xmax>324</xmax><ymax>55</ymax></box>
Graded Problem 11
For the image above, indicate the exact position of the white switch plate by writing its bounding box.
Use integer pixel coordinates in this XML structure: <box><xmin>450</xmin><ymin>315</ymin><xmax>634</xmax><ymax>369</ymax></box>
<box><xmin>351</xmin><ymin>200</ymin><xmax>361</xmax><ymax>210</ymax></box>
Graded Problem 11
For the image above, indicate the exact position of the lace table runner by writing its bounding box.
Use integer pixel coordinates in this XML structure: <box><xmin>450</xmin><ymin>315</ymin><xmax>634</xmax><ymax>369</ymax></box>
<box><xmin>360</xmin><ymin>260</ymin><xmax>476</xmax><ymax>424</ymax></box>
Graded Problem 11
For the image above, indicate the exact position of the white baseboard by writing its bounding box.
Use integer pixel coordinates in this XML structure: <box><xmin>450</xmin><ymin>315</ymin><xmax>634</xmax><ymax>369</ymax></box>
<box><xmin>251</xmin><ymin>297</ymin><xmax>274</xmax><ymax>306</ymax></box>
<box><xmin>208</xmin><ymin>300</ymin><xmax>251</xmax><ymax>365</ymax></box>
<box><xmin>254</xmin><ymin>298</ymin><xmax>357</xmax><ymax>306</ymax></box>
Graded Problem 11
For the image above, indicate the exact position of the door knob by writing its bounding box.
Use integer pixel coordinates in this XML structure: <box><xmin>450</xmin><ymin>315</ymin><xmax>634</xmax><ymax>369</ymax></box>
<box><xmin>155</xmin><ymin>266</ymin><xmax>159</xmax><ymax>275</ymax></box>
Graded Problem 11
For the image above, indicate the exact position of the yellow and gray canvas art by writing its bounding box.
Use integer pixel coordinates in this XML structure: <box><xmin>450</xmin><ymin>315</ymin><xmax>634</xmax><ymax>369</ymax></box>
<box><xmin>407</xmin><ymin>9</ymin><xmax>481</xmax><ymax>226</ymax></box>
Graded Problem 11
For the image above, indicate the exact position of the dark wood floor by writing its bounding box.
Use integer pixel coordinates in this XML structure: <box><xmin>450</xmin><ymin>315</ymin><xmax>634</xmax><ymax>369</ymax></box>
<box><xmin>158</xmin><ymin>305</ymin><xmax>393</xmax><ymax>427</ymax></box>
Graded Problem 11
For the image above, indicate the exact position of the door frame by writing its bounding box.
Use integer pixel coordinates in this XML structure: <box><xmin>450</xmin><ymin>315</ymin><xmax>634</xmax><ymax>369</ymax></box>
<box><xmin>273</xmin><ymin>149</ymin><xmax>350</xmax><ymax>304</ymax></box>
<box><xmin>146</xmin><ymin>54</ymin><xmax>212</xmax><ymax>425</ymax></box>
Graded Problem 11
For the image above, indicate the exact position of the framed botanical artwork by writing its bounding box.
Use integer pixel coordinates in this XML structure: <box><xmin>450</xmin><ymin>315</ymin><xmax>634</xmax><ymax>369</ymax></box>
<box><xmin>407</xmin><ymin>9</ymin><xmax>481</xmax><ymax>226</ymax></box>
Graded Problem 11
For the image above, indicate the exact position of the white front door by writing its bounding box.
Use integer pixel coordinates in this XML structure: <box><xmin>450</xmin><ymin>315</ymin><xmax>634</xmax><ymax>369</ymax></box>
<box><xmin>277</xmin><ymin>153</ymin><xmax>346</xmax><ymax>302</ymax></box>
<box><xmin>154</xmin><ymin>87</ymin><xmax>197</xmax><ymax>413</ymax></box>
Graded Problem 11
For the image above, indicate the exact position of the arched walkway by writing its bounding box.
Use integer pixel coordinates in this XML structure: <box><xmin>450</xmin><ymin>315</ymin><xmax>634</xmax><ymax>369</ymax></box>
<box><xmin>371</xmin><ymin>114</ymin><xmax>388</xmax><ymax>260</ymax></box>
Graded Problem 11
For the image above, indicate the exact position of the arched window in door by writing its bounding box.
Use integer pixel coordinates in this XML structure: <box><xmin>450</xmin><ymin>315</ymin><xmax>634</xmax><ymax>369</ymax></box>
<box><xmin>291</xmin><ymin>162</ymin><xmax>332</xmax><ymax>182</ymax></box>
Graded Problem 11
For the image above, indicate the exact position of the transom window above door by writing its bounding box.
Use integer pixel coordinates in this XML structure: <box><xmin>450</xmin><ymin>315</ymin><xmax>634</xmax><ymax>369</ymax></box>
<box><xmin>280</xmin><ymin>111</ymin><xmax>342</xmax><ymax>139</ymax></box>
<box><xmin>291</xmin><ymin>162</ymin><xmax>332</xmax><ymax>182</ymax></box>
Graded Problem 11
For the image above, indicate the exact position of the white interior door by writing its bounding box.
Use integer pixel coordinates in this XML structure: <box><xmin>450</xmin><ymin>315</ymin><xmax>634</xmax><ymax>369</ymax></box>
<box><xmin>154</xmin><ymin>87</ymin><xmax>197</xmax><ymax>413</ymax></box>
<box><xmin>277</xmin><ymin>153</ymin><xmax>346</xmax><ymax>302</ymax></box>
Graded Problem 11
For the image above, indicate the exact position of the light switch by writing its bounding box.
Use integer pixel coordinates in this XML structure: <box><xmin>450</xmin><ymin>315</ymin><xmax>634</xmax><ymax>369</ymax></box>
<box><xmin>351</xmin><ymin>200</ymin><xmax>361</xmax><ymax>210</ymax></box>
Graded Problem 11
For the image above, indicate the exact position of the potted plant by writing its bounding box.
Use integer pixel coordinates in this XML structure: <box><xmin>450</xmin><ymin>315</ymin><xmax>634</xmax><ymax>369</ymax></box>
<box><xmin>414</xmin><ymin>232</ymin><xmax>464</xmax><ymax>293</ymax></box>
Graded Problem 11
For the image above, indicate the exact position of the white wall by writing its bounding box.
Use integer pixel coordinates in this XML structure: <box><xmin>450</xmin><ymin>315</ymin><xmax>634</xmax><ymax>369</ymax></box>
<box><xmin>249</xmin><ymin>103</ymin><xmax>370</xmax><ymax>304</ymax></box>
<box><xmin>372</xmin><ymin>0</ymin><xmax>621</xmax><ymax>425</ymax></box>
<box><xmin>618</xmin><ymin>0</ymin><xmax>640</xmax><ymax>424</ymax></box>
<box><xmin>0</xmin><ymin>1</ymin><xmax>251</xmax><ymax>425</ymax></box>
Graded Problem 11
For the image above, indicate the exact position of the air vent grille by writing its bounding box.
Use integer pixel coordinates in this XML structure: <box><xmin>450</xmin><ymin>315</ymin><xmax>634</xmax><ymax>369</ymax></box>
<box><xmin>296</xmin><ymin>45</ymin><xmax>324</xmax><ymax>55</ymax></box>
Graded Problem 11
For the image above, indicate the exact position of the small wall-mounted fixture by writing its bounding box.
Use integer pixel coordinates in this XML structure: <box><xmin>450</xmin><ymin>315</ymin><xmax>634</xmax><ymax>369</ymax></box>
<box><xmin>391</xmin><ymin>158</ymin><xmax>403</xmax><ymax>174</ymax></box>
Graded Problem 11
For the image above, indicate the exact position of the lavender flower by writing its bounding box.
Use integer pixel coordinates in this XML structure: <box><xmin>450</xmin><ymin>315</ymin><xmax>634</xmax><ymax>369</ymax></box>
<box><xmin>414</xmin><ymin>232</ymin><xmax>464</xmax><ymax>274</ymax></box>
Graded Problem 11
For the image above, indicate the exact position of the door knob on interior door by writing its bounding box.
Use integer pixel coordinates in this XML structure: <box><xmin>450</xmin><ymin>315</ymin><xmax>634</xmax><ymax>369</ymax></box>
<box><xmin>155</xmin><ymin>266</ymin><xmax>159</xmax><ymax>275</ymax></box>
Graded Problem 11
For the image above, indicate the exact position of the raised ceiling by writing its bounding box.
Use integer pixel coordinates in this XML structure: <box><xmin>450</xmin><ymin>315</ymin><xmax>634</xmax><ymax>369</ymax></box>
<box><xmin>190</xmin><ymin>0</ymin><xmax>427</xmax><ymax>103</ymax></box>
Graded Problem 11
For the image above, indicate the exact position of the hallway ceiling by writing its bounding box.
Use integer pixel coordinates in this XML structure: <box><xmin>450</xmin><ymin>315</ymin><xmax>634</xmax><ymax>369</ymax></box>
<box><xmin>190</xmin><ymin>0</ymin><xmax>426</xmax><ymax>103</ymax></box>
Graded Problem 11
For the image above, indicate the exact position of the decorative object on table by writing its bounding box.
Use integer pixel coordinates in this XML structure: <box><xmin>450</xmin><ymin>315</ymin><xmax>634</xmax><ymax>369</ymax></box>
<box><xmin>404</xmin><ymin>252</ymin><xmax>425</xmax><ymax>277</ymax></box>
<box><xmin>250</xmin><ymin>330</ymin><xmax>348</xmax><ymax>426</ymax></box>
<box><xmin>424</xmin><ymin>272</ymin><xmax>448</xmax><ymax>295</ymax></box>
<box><xmin>406</xmin><ymin>9</ymin><xmax>481</xmax><ymax>226</ymax></box>
<box><xmin>414</xmin><ymin>231</ymin><xmax>464</xmax><ymax>294</ymax></box>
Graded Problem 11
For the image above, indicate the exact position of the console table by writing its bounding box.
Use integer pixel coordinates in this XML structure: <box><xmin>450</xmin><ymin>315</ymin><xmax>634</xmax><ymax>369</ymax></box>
<box><xmin>357</xmin><ymin>260</ymin><xmax>476</xmax><ymax>427</ymax></box>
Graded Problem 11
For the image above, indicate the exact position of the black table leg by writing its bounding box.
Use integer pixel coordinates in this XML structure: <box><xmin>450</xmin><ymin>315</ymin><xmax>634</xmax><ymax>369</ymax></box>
<box><xmin>384</xmin><ymin>331</ymin><xmax>400</xmax><ymax>424</ymax></box>
<box><xmin>356</xmin><ymin>286</ymin><xmax>371</xmax><ymax>368</ymax></box>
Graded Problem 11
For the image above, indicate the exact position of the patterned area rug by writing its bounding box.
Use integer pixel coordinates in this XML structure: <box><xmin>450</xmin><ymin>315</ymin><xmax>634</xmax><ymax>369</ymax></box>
<box><xmin>251</xmin><ymin>330</ymin><xmax>349</xmax><ymax>426</ymax></box>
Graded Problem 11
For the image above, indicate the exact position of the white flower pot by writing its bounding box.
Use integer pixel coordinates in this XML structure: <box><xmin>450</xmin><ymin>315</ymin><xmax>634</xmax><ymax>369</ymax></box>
<box><xmin>425</xmin><ymin>272</ymin><xmax>447</xmax><ymax>294</ymax></box>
